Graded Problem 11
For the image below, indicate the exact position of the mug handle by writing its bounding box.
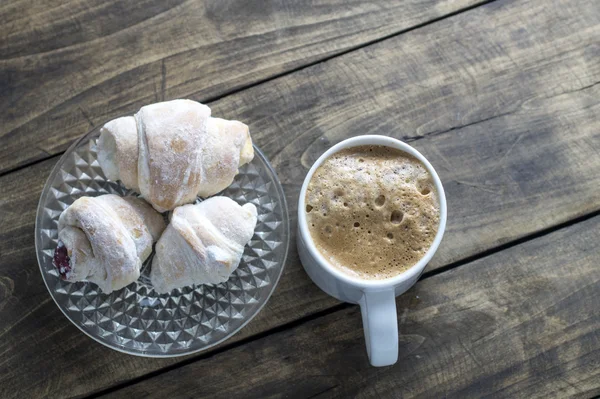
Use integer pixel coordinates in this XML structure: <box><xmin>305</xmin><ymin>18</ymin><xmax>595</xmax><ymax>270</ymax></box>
<box><xmin>359</xmin><ymin>289</ymin><xmax>398</xmax><ymax>367</ymax></box>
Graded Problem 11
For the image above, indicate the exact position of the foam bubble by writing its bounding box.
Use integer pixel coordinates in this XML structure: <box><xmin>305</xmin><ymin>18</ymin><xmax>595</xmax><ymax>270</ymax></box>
<box><xmin>390</xmin><ymin>210</ymin><xmax>403</xmax><ymax>224</ymax></box>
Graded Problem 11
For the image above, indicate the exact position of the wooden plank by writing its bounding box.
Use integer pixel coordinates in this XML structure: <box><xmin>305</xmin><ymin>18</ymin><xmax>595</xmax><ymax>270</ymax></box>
<box><xmin>1</xmin><ymin>0</ymin><xmax>600</xmax><ymax>397</ymax></box>
<box><xmin>104</xmin><ymin>215</ymin><xmax>600</xmax><ymax>399</ymax></box>
<box><xmin>0</xmin><ymin>0</ymin><xmax>482</xmax><ymax>174</ymax></box>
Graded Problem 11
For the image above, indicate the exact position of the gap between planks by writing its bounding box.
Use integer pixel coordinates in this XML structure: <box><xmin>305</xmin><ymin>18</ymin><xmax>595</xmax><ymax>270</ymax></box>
<box><xmin>83</xmin><ymin>207</ymin><xmax>600</xmax><ymax>399</ymax></box>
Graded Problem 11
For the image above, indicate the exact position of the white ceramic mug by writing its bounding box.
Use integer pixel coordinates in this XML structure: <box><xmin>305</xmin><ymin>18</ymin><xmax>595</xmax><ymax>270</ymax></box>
<box><xmin>297</xmin><ymin>135</ymin><xmax>447</xmax><ymax>367</ymax></box>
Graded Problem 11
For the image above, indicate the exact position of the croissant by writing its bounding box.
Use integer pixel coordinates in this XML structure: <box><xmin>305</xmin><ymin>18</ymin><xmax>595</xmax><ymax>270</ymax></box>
<box><xmin>53</xmin><ymin>194</ymin><xmax>166</xmax><ymax>293</ymax></box>
<box><xmin>151</xmin><ymin>197</ymin><xmax>258</xmax><ymax>293</ymax></box>
<box><xmin>97</xmin><ymin>99</ymin><xmax>254</xmax><ymax>212</ymax></box>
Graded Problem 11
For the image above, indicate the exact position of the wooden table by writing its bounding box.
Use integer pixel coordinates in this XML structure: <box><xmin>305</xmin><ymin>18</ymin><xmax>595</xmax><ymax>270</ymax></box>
<box><xmin>1</xmin><ymin>0</ymin><xmax>599</xmax><ymax>397</ymax></box>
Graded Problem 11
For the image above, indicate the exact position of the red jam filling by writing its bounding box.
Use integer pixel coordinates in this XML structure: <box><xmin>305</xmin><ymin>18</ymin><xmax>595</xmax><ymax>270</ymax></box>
<box><xmin>53</xmin><ymin>242</ymin><xmax>71</xmax><ymax>279</ymax></box>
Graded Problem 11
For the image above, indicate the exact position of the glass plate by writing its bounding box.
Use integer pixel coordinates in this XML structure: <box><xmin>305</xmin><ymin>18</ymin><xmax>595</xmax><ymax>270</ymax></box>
<box><xmin>35</xmin><ymin>126</ymin><xmax>289</xmax><ymax>357</ymax></box>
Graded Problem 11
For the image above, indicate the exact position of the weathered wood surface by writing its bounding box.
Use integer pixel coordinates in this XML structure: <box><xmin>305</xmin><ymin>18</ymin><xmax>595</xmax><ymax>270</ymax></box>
<box><xmin>0</xmin><ymin>2</ymin><xmax>600</xmax><ymax>396</ymax></box>
<box><xmin>106</xmin><ymin>215</ymin><xmax>600</xmax><ymax>399</ymax></box>
<box><xmin>1</xmin><ymin>0</ymin><xmax>599</xmax><ymax>397</ymax></box>
<box><xmin>0</xmin><ymin>0</ymin><xmax>482</xmax><ymax>175</ymax></box>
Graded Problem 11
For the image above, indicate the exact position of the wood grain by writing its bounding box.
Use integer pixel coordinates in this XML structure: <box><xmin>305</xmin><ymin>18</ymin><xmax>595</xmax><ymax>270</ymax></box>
<box><xmin>105</xmin><ymin>215</ymin><xmax>600</xmax><ymax>399</ymax></box>
<box><xmin>208</xmin><ymin>0</ymin><xmax>600</xmax><ymax>269</ymax></box>
<box><xmin>1</xmin><ymin>0</ymin><xmax>599</xmax><ymax>397</ymax></box>
<box><xmin>0</xmin><ymin>0</ymin><xmax>482</xmax><ymax>174</ymax></box>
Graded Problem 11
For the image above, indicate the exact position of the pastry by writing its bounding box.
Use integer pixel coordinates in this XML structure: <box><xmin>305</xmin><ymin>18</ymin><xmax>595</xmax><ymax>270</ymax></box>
<box><xmin>53</xmin><ymin>194</ymin><xmax>166</xmax><ymax>293</ymax></box>
<box><xmin>97</xmin><ymin>99</ymin><xmax>254</xmax><ymax>212</ymax></box>
<box><xmin>151</xmin><ymin>197</ymin><xmax>257</xmax><ymax>293</ymax></box>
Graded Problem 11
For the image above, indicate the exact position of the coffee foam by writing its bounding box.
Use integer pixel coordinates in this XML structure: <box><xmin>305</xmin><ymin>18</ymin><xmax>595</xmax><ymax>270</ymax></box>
<box><xmin>305</xmin><ymin>145</ymin><xmax>440</xmax><ymax>280</ymax></box>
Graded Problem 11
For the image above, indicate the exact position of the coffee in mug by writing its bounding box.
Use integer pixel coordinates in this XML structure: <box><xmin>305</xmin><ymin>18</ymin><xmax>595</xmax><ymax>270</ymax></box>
<box><xmin>305</xmin><ymin>145</ymin><xmax>440</xmax><ymax>280</ymax></box>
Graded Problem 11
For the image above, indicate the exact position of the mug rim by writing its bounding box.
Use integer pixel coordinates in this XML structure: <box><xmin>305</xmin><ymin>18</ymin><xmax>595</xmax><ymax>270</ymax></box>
<box><xmin>297</xmin><ymin>135</ymin><xmax>447</xmax><ymax>289</ymax></box>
